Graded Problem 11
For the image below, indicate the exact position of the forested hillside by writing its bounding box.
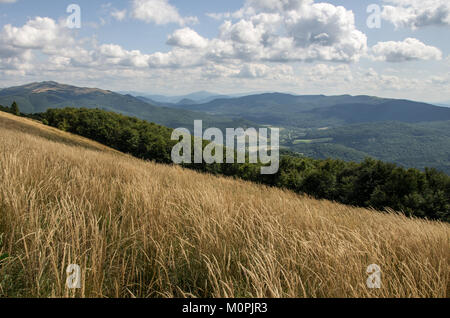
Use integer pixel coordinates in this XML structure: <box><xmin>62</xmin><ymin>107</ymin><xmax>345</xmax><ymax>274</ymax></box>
<box><xmin>33</xmin><ymin>108</ymin><xmax>450</xmax><ymax>222</ymax></box>
<box><xmin>286</xmin><ymin>121</ymin><xmax>450</xmax><ymax>173</ymax></box>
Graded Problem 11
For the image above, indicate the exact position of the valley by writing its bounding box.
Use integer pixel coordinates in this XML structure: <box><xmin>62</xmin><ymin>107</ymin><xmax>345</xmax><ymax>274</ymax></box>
<box><xmin>1</xmin><ymin>81</ymin><xmax>450</xmax><ymax>174</ymax></box>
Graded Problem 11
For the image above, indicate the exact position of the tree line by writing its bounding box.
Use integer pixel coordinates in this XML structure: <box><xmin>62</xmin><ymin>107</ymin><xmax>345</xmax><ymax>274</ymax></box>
<box><xmin>0</xmin><ymin>101</ymin><xmax>20</xmax><ymax>116</ymax></box>
<box><xmin>23</xmin><ymin>107</ymin><xmax>450</xmax><ymax>222</ymax></box>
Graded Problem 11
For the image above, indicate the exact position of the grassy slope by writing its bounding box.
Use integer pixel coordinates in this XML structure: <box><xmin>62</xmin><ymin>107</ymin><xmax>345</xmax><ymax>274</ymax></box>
<box><xmin>0</xmin><ymin>111</ymin><xmax>448</xmax><ymax>298</ymax></box>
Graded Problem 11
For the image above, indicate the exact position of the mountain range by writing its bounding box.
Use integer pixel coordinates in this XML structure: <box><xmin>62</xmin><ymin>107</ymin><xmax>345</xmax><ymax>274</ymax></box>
<box><xmin>119</xmin><ymin>90</ymin><xmax>230</xmax><ymax>104</ymax></box>
<box><xmin>155</xmin><ymin>93</ymin><xmax>450</xmax><ymax>127</ymax></box>
<box><xmin>121</xmin><ymin>90</ymin><xmax>271</xmax><ymax>105</ymax></box>
<box><xmin>1</xmin><ymin>81</ymin><xmax>449</xmax><ymax>173</ymax></box>
<box><xmin>0</xmin><ymin>82</ymin><xmax>252</xmax><ymax>131</ymax></box>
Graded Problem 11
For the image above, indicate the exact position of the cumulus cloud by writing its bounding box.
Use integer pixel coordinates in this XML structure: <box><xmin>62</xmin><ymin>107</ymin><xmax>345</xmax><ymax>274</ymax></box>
<box><xmin>202</xmin><ymin>0</ymin><xmax>367</xmax><ymax>63</ymax></box>
<box><xmin>92</xmin><ymin>0</ymin><xmax>368</xmax><ymax>72</ymax></box>
<box><xmin>0</xmin><ymin>17</ymin><xmax>128</xmax><ymax>74</ymax></box>
<box><xmin>0</xmin><ymin>0</ymin><xmax>370</xmax><ymax>88</ymax></box>
<box><xmin>0</xmin><ymin>16</ymin><xmax>185</xmax><ymax>72</ymax></box>
<box><xmin>1</xmin><ymin>2</ymin><xmax>447</xmax><ymax>101</ymax></box>
<box><xmin>167</xmin><ymin>28</ymin><xmax>208</xmax><ymax>49</ymax></box>
<box><xmin>97</xmin><ymin>44</ymin><xmax>152</xmax><ymax>68</ymax></box>
<box><xmin>131</xmin><ymin>0</ymin><xmax>198</xmax><ymax>25</ymax></box>
<box><xmin>236</xmin><ymin>63</ymin><xmax>293</xmax><ymax>78</ymax></box>
<box><xmin>371</xmin><ymin>38</ymin><xmax>442</xmax><ymax>62</ymax></box>
<box><xmin>0</xmin><ymin>17</ymin><xmax>78</xmax><ymax>72</ymax></box>
<box><xmin>0</xmin><ymin>0</ymin><xmax>369</xmax><ymax>76</ymax></box>
<box><xmin>382</xmin><ymin>0</ymin><xmax>450</xmax><ymax>29</ymax></box>
<box><xmin>0</xmin><ymin>17</ymin><xmax>73</xmax><ymax>50</ymax></box>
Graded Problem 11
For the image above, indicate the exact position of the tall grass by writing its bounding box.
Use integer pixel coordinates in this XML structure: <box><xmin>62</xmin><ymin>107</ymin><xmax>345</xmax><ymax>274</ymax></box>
<box><xmin>0</xmin><ymin>111</ymin><xmax>448</xmax><ymax>298</ymax></box>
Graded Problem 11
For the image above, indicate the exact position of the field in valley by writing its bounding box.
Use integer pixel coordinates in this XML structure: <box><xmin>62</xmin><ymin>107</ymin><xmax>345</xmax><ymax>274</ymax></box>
<box><xmin>0</xmin><ymin>111</ymin><xmax>448</xmax><ymax>298</ymax></box>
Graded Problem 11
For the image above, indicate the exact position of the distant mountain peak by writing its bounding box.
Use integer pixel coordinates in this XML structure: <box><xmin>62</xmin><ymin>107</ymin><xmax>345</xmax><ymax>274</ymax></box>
<box><xmin>10</xmin><ymin>81</ymin><xmax>114</xmax><ymax>96</ymax></box>
<box><xmin>177</xmin><ymin>98</ymin><xmax>196</xmax><ymax>105</ymax></box>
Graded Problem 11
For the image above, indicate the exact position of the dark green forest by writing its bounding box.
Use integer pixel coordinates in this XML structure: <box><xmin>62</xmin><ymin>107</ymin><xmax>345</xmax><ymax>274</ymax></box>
<box><xmin>27</xmin><ymin>107</ymin><xmax>450</xmax><ymax>222</ymax></box>
<box><xmin>0</xmin><ymin>103</ymin><xmax>19</xmax><ymax>115</ymax></box>
<box><xmin>286</xmin><ymin>121</ymin><xmax>450</xmax><ymax>174</ymax></box>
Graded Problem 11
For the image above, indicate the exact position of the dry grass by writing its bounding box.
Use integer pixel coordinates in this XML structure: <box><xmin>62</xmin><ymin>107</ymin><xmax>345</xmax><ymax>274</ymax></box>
<box><xmin>0</xmin><ymin>111</ymin><xmax>448</xmax><ymax>298</ymax></box>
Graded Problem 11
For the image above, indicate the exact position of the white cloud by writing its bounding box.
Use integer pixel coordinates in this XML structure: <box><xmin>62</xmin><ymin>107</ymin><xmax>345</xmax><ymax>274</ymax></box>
<box><xmin>0</xmin><ymin>17</ymin><xmax>72</xmax><ymax>50</ymax></box>
<box><xmin>97</xmin><ymin>44</ymin><xmax>151</xmax><ymax>68</ymax></box>
<box><xmin>382</xmin><ymin>0</ymin><xmax>450</xmax><ymax>29</ymax></box>
<box><xmin>365</xmin><ymin>69</ymin><xmax>424</xmax><ymax>91</ymax></box>
<box><xmin>98</xmin><ymin>0</ymin><xmax>367</xmax><ymax>72</ymax></box>
<box><xmin>94</xmin><ymin>43</ymin><xmax>206</xmax><ymax>69</ymax></box>
<box><xmin>0</xmin><ymin>17</ymin><xmax>78</xmax><ymax>72</ymax></box>
<box><xmin>204</xmin><ymin>0</ymin><xmax>367</xmax><ymax>63</ymax></box>
<box><xmin>0</xmin><ymin>0</ymin><xmax>17</xmax><ymax>3</ymax></box>
<box><xmin>307</xmin><ymin>64</ymin><xmax>352</xmax><ymax>82</ymax></box>
<box><xmin>167</xmin><ymin>28</ymin><xmax>208</xmax><ymax>49</ymax></box>
<box><xmin>206</xmin><ymin>9</ymin><xmax>247</xmax><ymax>21</ymax></box>
<box><xmin>245</xmin><ymin>0</ymin><xmax>309</xmax><ymax>12</ymax></box>
<box><xmin>236</xmin><ymin>63</ymin><xmax>294</xmax><ymax>79</ymax></box>
<box><xmin>131</xmin><ymin>0</ymin><xmax>198</xmax><ymax>26</ymax></box>
<box><xmin>111</xmin><ymin>9</ymin><xmax>127</xmax><ymax>21</ymax></box>
<box><xmin>0</xmin><ymin>2</ymin><xmax>447</xmax><ymax>101</ymax></box>
<box><xmin>206</xmin><ymin>12</ymin><xmax>231</xmax><ymax>21</ymax></box>
<box><xmin>201</xmin><ymin>63</ymin><xmax>240</xmax><ymax>78</ymax></box>
<box><xmin>371</xmin><ymin>38</ymin><xmax>442</xmax><ymax>62</ymax></box>
<box><xmin>0</xmin><ymin>1</ymin><xmax>368</xmax><ymax>76</ymax></box>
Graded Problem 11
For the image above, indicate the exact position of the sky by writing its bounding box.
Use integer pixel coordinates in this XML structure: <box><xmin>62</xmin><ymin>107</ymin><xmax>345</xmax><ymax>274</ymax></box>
<box><xmin>0</xmin><ymin>0</ymin><xmax>449</xmax><ymax>102</ymax></box>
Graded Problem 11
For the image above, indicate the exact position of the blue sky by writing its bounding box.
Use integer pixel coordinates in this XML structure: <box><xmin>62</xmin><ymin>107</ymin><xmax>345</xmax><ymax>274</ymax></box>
<box><xmin>0</xmin><ymin>0</ymin><xmax>449</xmax><ymax>102</ymax></box>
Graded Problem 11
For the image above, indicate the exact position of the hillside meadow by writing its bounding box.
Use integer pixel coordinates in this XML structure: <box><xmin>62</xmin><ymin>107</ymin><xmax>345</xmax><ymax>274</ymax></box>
<box><xmin>0</xmin><ymin>111</ymin><xmax>448</xmax><ymax>298</ymax></box>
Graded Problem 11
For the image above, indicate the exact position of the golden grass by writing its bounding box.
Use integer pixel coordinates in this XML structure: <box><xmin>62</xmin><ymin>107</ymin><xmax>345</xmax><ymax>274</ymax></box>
<box><xmin>0</xmin><ymin>111</ymin><xmax>449</xmax><ymax>298</ymax></box>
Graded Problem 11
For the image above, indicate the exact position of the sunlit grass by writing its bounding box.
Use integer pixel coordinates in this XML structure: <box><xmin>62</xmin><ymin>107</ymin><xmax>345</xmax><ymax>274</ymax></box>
<box><xmin>0</xmin><ymin>111</ymin><xmax>448</xmax><ymax>298</ymax></box>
